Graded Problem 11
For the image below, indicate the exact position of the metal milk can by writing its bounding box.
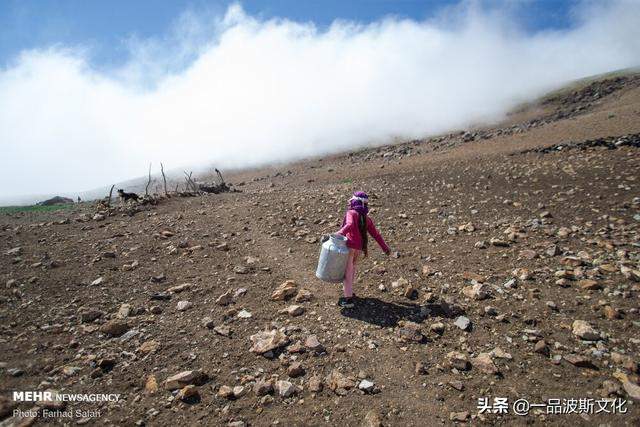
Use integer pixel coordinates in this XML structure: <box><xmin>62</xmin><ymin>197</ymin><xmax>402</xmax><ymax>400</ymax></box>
<box><xmin>315</xmin><ymin>233</ymin><xmax>350</xmax><ymax>283</ymax></box>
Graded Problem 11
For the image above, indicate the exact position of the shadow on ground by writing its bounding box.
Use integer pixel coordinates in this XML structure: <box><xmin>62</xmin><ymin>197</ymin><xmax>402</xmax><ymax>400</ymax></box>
<box><xmin>340</xmin><ymin>297</ymin><xmax>461</xmax><ymax>327</ymax></box>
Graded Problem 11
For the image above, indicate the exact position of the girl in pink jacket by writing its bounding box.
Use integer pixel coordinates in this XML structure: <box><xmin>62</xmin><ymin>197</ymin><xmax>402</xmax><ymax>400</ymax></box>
<box><xmin>336</xmin><ymin>191</ymin><xmax>390</xmax><ymax>307</ymax></box>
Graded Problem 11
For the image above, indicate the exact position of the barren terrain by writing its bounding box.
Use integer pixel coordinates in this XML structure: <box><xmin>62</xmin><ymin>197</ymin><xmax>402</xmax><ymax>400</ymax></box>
<box><xmin>2</xmin><ymin>73</ymin><xmax>640</xmax><ymax>426</ymax></box>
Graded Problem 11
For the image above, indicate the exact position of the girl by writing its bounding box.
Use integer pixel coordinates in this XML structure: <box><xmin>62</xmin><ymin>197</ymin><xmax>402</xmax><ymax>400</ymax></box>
<box><xmin>336</xmin><ymin>191</ymin><xmax>390</xmax><ymax>307</ymax></box>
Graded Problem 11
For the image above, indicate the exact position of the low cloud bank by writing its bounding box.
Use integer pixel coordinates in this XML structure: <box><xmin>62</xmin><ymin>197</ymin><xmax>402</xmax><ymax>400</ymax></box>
<box><xmin>1</xmin><ymin>1</ymin><xmax>639</xmax><ymax>200</ymax></box>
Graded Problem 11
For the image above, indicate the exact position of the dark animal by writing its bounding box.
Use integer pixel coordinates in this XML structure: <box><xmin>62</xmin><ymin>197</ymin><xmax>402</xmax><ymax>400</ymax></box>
<box><xmin>117</xmin><ymin>189</ymin><xmax>139</xmax><ymax>202</ymax></box>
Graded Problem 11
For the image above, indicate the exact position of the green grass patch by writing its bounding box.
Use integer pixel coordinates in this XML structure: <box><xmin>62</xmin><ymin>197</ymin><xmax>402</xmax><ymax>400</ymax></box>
<box><xmin>340</xmin><ymin>178</ymin><xmax>353</xmax><ymax>184</ymax></box>
<box><xmin>0</xmin><ymin>204</ymin><xmax>75</xmax><ymax>214</ymax></box>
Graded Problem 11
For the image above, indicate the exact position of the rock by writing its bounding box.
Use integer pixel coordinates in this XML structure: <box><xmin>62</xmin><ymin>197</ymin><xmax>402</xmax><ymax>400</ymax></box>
<box><xmin>287</xmin><ymin>362</ymin><xmax>305</xmax><ymax>378</ymax></box>
<box><xmin>214</xmin><ymin>325</ymin><xmax>232</xmax><ymax>337</ymax></box>
<box><xmin>397</xmin><ymin>321</ymin><xmax>425</xmax><ymax>342</ymax></box>
<box><xmin>358</xmin><ymin>379</ymin><xmax>375</xmax><ymax>393</ymax></box>
<box><xmin>138</xmin><ymin>340</ymin><xmax>160</xmax><ymax>353</ymax></box>
<box><xmin>490</xmin><ymin>237</ymin><xmax>509</xmax><ymax>247</ymax></box>
<box><xmin>484</xmin><ymin>306</ymin><xmax>497</xmax><ymax>316</ymax></box>
<box><xmin>430</xmin><ymin>322</ymin><xmax>445</xmax><ymax>335</ymax></box>
<box><xmin>578</xmin><ymin>279</ymin><xmax>601</xmax><ymax>290</ymax></box>
<box><xmin>308</xmin><ymin>375</ymin><xmax>323</xmax><ymax>393</ymax></box>
<box><xmin>391</xmin><ymin>277</ymin><xmax>409</xmax><ymax>289</ymax></box>
<box><xmin>490</xmin><ymin>347</ymin><xmax>512</xmax><ymax>360</ymax></box>
<box><xmin>304</xmin><ymin>335</ymin><xmax>324</xmax><ymax>353</ymax></box>
<box><xmin>462</xmin><ymin>283</ymin><xmax>489</xmax><ymax>300</ymax></box>
<box><xmin>294</xmin><ymin>288</ymin><xmax>314</xmax><ymax>302</ymax></box>
<box><xmin>116</xmin><ymin>304</ymin><xmax>131</xmax><ymax>319</ymax></box>
<box><xmin>327</xmin><ymin>370</ymin><xmax>356</xmax><ymax>392</ymax></box>
<box><xmin>572</xmin><ymin>320</ymin><xmax>600</xmax><ymax>341</ymax></box>
<box><xmin>237</xmin><ymin>309</ymin><xmax>252</xmax><ymax>319</ymax></box>
<box><xmin>415</xmin><ymin>362</ymin><xmax>429</xmax><ymax>375</ymax></box>
<box><xmin>271</xmin><ymin>280</ymin><xmax>298</xmax><ymax>300</ymax></box>
<box><xmin>280</xmin><ymin>305</ymin><xmax>305</xmax><ymax>317</ymax></box>
<box><xmin>519</xmin><ymin>249</ymin><xmax>538</xmax><ymax>259</ymax></box>
<box><xmin>249</xmin><ymin>330</ymin><xmax>290</xmax><ymax>354</ymax></box>
<box><xmin>474</xmin><ymin>240</ymin><xmax>488</xmax><ymax>249</ymax></box>
<box><xmin>216</xmin><ymin>290</ymin><xmax>234</xmax><ymax>306</ymax></box>
<box><xmin>472</xmin><ymin>353</ymin><xmax>499</xmax><ymax>374</ymax></box>
<box><xmin>79</xmin><ymin>309</ymin><xmax>103</xmax><ymax>323</ymax></box>
<box><xmin>546</xmin><ymin>245</ymin><xmax>561</xmax><ymax>257</ymax></box>
<box><xmin>234</xmin><ymin>265</ymin><xmax>249</xmax><ymax>274</ymax></box>
<box><xmin>446</xmin><ymin>351</ymin><xmax>470</xmax><ymax>371</ymax></box>
<box><xmin>5</xmin><ymin>247</ymin><xmax>22</xmax><ymax>256</ymax></box>
<box><xmin>100</xmin><ymin>320</ymin><xmax>129</xmax><ymax>337</ymax></box>
<box><xmin>202</xmin><ymin>316</ymin><xmax>215</xmax><ymax>329</ymax></box>
<box><xmin>217</xmin><ymin>385</ymin><xmax>235</xmax><ymax>399</ymax></box>
<box><xmin>253</xmin><ymin>379</ymin><xmax>274</xmax><ymax>396</ymax></box>
<box><xmin>449</xmin><ymin>380</ymin><xmax>464</xmax><ymax>391</ymax></box>
<box><xmin>91</xmin><ymin>277</ymin><xmax>104</xmax><ymax>286</ymax></box>
<box><xmin>176</xmin><ymin>385</ymin><xmax>200</xmax><ymax>402</ymax></box>
<box><xmin>449</xmin><ymin>411</ymin><xmax>469</xmax><ymax>422</ymax></box>
<box><xmin>454</xmin><ymin>316</ymin><xmax>471</xmax><ymax>331</ymax></box>
<box><xmin>145</xmin><ymin>375</ymin><xmax>159</xmax><ymax>394</ymax></box>
<box><xmin>564</xmin><ymin>354</ymin><xmax>596</xmax><ymax>369</ymax></box>
<box><xmin>603</xmin><ymin>306</ymin><xmax>622</xmax><ymax>320</ymax></box>
<box><xmin>610</xmin><ymin>353</ymin><xmax>638</xmax><ymax>373</ymax></box>
<box><xmin>176</xmin><ymin>300</ymin><xmax>192</xmax><ymax>311</ymax></box>
<box><xmin>167</xmin><ymin>283</ymin><xmax>193</xmax><ymax>293</ymax></box>
<box><xmin>276</xmin><ymin>380</ymin><xmax>299</xmax><ymax>398</ymax></box>
<box><xmin>363</xmin><ymin>410</ymin><xmax>383</xmax><ymax>427</ymax></box>
<box><xmin>150</xmin><ymin>306</ymin><xmax>163</xmax><ymax>314</ymax></box>
<box><xmin>233</xmin><ymin>386</ymin><xmax>246</xmax><ymax>398</ymax></box>
<box><xmin>164</xmin><ymin>370</ymin><xmax>205</xmax><ymax>390</ymax></box>
<box><xmin>534</xmin><ymin>340</ymin><xmax>549</xmax><ymax>355</ymax></box>
<box><xmin>462</xmin><ymin>272</ymin><xmax>485</xmax><ymax>282</ymax></box>
<box><xmin>404</xmin><ymin>285</ymin><xmax>418</xmax><ymax>300</ymax></box>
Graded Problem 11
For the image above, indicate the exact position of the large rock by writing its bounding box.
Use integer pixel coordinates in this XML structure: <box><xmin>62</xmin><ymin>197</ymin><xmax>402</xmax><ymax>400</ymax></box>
<box><xmin>472</xmin><ymin>353</ymin><xmax>499</xmax><ymax>374</ymax></box>
<box><xmin>462</xmin><ymin>283</ymin><xmax>489</xmax><ymax>300</ymax></box>
<box><xmin>276</xmin><ymin>380</ymin><xmax>299</xmax><ymax>398</ymax></box>
<box><xmin>249</xmin><ymin>330</ymin><xmax>290</xmax><ymax>354</ymax></box>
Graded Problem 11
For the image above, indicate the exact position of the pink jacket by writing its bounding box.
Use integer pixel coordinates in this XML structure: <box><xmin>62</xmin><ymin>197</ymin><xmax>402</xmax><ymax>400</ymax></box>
<box><xmin>337</xmin><ymin>210</ymin><xmax>390</xmax><ymax>253</ymax></box>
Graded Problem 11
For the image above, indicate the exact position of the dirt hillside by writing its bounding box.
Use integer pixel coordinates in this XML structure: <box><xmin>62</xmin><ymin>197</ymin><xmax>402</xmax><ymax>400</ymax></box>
<box><xmin>1</xmin><ymin>73</ymin><xmax>640</xmax><ymax>426</ymax></box>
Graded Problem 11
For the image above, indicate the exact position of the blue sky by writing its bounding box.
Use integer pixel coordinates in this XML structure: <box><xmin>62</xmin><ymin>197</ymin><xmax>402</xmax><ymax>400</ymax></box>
<box><xmin>0</xmin><ymin>0</ymin><xmax>576</xmax><ymax>67</ymax></box>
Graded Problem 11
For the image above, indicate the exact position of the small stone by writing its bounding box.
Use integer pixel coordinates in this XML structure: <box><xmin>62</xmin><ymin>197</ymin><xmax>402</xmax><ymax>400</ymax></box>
<box><xmin>446</xmin><ymin>351</ymin><xmax>470</xmax><ymax>371</ymax></box>
<box><xmin>237</xmin><ymin>309</ymin><xmax>252</xmax><ymax>319</ymax></box>
<box><xmin>79</xmin><ymin>309</ymin><xmax>103</xmax><ymax>323</ymax></box>
<box><xmin>271</xmin><ymin>280</ymin><xmax>298</xmax><ymax>300</ymax></box>
<box><xmin>100</xmin><ymin>320</ymin><xmax>129</xmax><ymax>337</ymax></box>
<box><xmin>145</xmin><ymin>375</ymin><xmax>159</xmax><ymax>394</ymax></box>
<box><xmin>214</xmin><ymin>325</ymin><xmax>232</xmax><ymax>337</ymax></box>
<box><xmin>462</xmin><ymin>283</ymin><xmax>489</xmax><ymax>300</ymax></box>
<box><xmin>176</xmin><ymin>385</ymin><xmax>200</xmax><ymax>402</ymax></box>
<box><xmin>216</xmin><ymin>290</ymin><xmax>234</xmax><ymax>306</ymax></box>
<box><xmin>358</xmin><ymin>379</ymin><xmax>375</xmax><ymax>393</ymax></box>
<box><xmin>603</xmin><ymin>306</ymin><xmax>622</xmax><ymax>320</ymax></box>
<box><xmin>415</xmin><ymin>362</ymin><xmax>429</xmax><ymax>375</ymax></box>
<box><xmin>280</xmin><ymin>305</ymin><xmax>305</xmax><ymax>317</ymax></box>
<box><xmin>430</xmin><ymin>322</ymin><xmax>445</xmax><ymax>335</ymax></box>
<box><xmin>249</xmin><ymin>330</ymin><xmax>289</xmax><ymax>354</ymax></box>
<box><xmin>454</xmin><ymin>316</ymin><xmax>471</xmax><ymax>331</ymax></box>
<box><xmin>117</xmin><ymin>304</ymin><xmax>131</xmax><ymax>319</ymax></box>
<box><xmin>304</xmin><ymin>335</ymin><xmax>324</xmax><ymax>353</ymax></box>
<box><xmin>327</xmin><ymin>370</ymin><xmax>356</xmax><ymax>392</ymax></box>
<box><xmin>472</xmin><ymin>352</ymin><xmax>499</xmax><ymax>374</ymax></box>
<box><xmin>217</xmin><ymin>385</ymin><xmax>235</xmax><ymax>399</ymax></box>
<box><xmin>164</xmin><ymin>370</ymin><xmax>205</xmax><ymax>390</ymax></box>
<box><xmin>308</xmin><ymin>375</ymin><xmax>323</xmax><ymax>393</ymax></box>
<box><xmin>275</xmin><ymin>380</ymin><xmax>299</xmax><ymax>398</ymax></box>
<box><xmin>572</xmin><ymin>320</ymin><xmax>600</xmax><ymax>341</ymax></box>
<box><xmin>202</xmin><ymin>316</ymin><xmax>215</xmax><ymax>329</ymax></box>
<box><xmin>564</xmin><ymin>354</ymin><xmax>596</xmax><ymax>369</ymax></box>
<box><xmin>287</xmin><ymin>362</ymin><xmax>305</xmax><ymax>378</ymax></box>
<box><xmin>534</xmin><ymin>340</ymin><xmax>549</xmax><ymax>355</ymax></box>
<box><xmin>176</xmin><ymin>300</ymin><xmax>192</xmax><ymax>311</ymax></box>
<box><xmin>294</xmin><ymin>288</ymin><xmax>314</xmax><ymax>302</ymax></box>
<box><xmin>364</xmin><ymin>410</ymin><xmax>383</xmax><ymax>427</ymax></box>
<box><xmin>138</xmin><ymin>340</ymin><xmax>160</xmax><ymax>353</ymax></box>
<box><xmin>253</xmin><ymin>379</ymin><xmax>274</xmax><ymax>396</ymax></box>
<box><xmin>449</xmin><ymin>411</ymin><xmax>469</xmax><ymax>422</ymax></box>
<box><xmin>578</xmin><ymin>279</ymin><xmax>601</xmax><ymax>290</ymax></box>
<box><xmin>404</xmin><ymin>285</ymin><xmax>418</xmax><ymax>300</ymax></box>
<box><xmin>150</xmin><ymin>306</ymin><xmax>163</xmax><ymax>314</ymax></box>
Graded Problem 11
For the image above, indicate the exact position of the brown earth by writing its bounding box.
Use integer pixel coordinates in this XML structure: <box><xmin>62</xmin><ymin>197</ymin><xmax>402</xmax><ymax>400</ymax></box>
<box><xmin>1</xmin><ymin>73</ymin><xmax>640</xmax><ymax>426</ymax></box>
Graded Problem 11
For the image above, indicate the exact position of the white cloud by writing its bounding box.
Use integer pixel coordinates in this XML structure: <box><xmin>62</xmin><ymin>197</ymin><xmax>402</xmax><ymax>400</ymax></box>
<box><xmin>1</xmin><ymin>1</ymin><xmax>639</xmax><ymax>200</ymax></box>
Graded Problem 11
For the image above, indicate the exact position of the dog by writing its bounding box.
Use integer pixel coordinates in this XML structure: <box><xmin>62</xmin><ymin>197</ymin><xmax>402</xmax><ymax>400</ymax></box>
<box><xmin>117</xmin><ymin>189</ymin><xmax>140</xmax><ymax>202</ymax></box>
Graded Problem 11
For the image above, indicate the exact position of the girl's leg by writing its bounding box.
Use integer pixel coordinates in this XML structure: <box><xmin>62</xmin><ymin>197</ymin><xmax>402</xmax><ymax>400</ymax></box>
<box><xmin>343</xmin><ymin>249</ymin><xmax>355</xmax><ymax>298</ymax></box>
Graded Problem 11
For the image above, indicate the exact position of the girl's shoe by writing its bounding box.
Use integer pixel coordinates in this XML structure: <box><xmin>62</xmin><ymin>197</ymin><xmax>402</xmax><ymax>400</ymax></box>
<box><xmin>338</xmin><ymin>297</ymin><xmax>355</xmax><ymax>308</ymax></box>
